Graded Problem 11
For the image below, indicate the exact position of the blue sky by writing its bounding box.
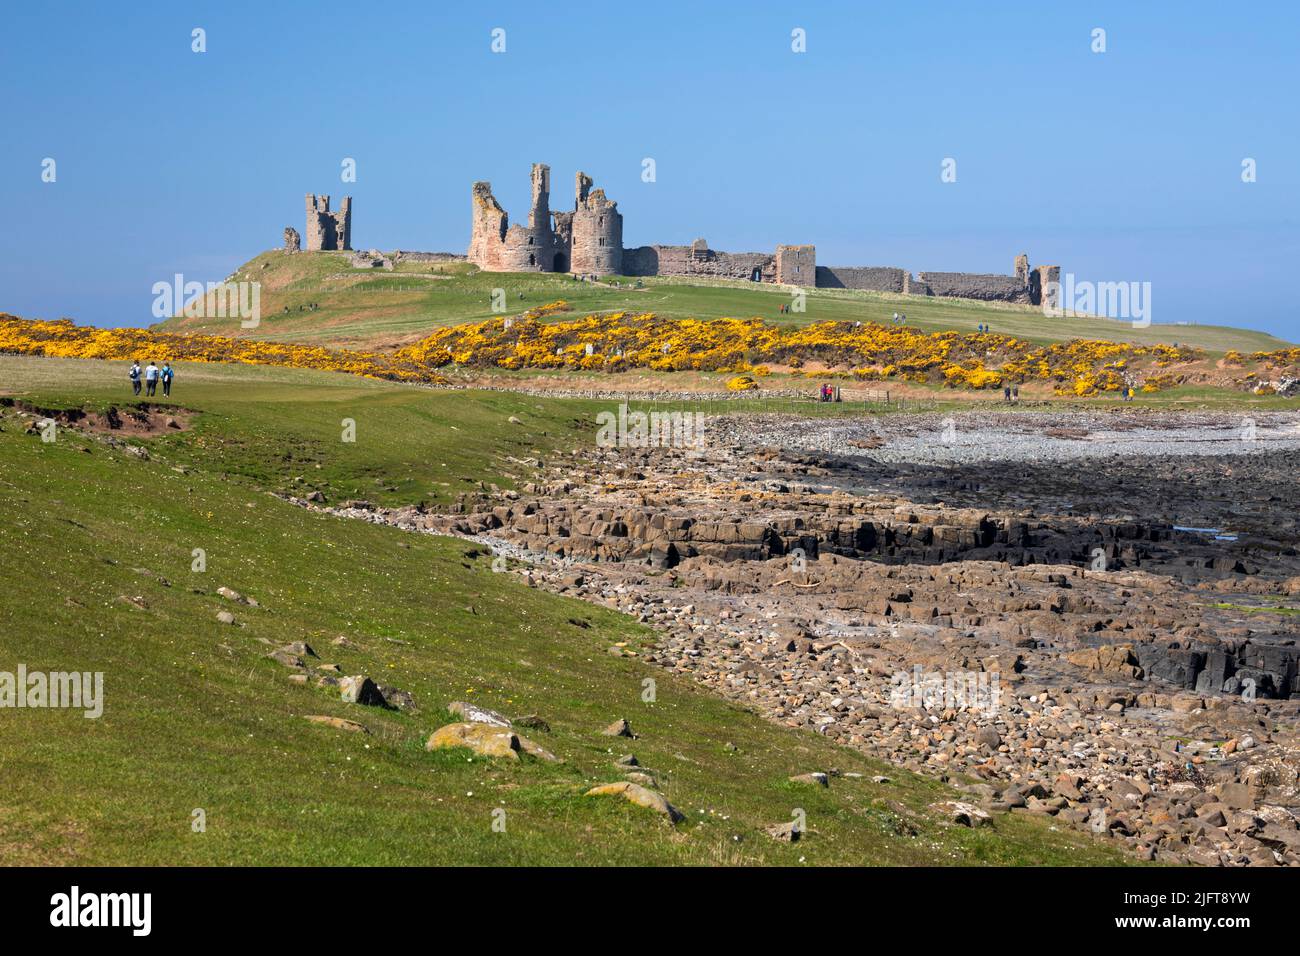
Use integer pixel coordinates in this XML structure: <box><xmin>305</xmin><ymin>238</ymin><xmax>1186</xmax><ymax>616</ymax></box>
<box><xmin>2</xmin><ymin>1</ymin><xmax>1297</xmax><ymax>339</ymax></box>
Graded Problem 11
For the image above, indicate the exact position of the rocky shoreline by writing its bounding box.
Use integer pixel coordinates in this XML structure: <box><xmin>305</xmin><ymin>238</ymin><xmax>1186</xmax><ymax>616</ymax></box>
<box><xmin>295</xmin><ymin>410</ymin><xmax>1300</xmax><ymax>866</ymax></box>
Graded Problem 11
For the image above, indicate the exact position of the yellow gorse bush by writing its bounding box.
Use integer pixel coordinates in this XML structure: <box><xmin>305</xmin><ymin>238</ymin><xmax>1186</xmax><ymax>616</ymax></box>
<box><xmin>0</xmin><ymin>316</ymin><xmax>444</xmax><ymax>384</ymax></box>
<box><xmin>397</xmin><ymin>313</ymin><xmax>1204</xmax><ymax>392</ymax></box>
<box><xmin>11</xmin><ymin>311</ymin><xmax>1279</xmax><ymax>395</ymax></box>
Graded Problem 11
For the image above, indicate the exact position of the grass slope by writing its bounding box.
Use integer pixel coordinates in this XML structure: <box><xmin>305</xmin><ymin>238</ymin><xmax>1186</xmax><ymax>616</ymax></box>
<box><xmin>0</xmin><ymin>356</ymin><xmax>1132</xmax><ymax>865</ymax></box>
<box><xmin>153</xmin><ymin>251</ymin><xmax>1291</xmax><ymax>354</ymax></box>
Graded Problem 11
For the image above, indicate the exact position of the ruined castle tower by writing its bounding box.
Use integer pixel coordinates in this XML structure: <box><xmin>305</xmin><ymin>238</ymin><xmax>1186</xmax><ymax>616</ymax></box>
<box><xmin>775</xmin><ymin>244</ymin><xmax>816</xmax><ymax>286</ymax></box>
<box><xmin>468</xmin><ymin>163</ymin><xmax>558</xmax><ymax>271</ymax></box>
<box><xmin>1031</xmin><ymin>264</ymin><xmax>1061</xmax><ymax>309</ymax></box>
<box><xmin>569</xmin><ymin>171</ymin><xmax>623</xmax><ymax>275</ymax></box>
<box><xmin>304</xmin><ymin>194</ymin><xmax>352</xmax><ymax>251</ymax></box>
<box><xmin>1014</xmin><ymin>253</ymin><xmax>1030</xmax><ymax>286</ymax></box>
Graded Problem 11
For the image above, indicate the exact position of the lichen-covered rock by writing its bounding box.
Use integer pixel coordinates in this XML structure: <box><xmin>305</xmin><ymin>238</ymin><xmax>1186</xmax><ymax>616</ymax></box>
<box><xmin>425</xmin><ymin>722</ymin><xmax>560</xmax><ymax>762</ymax></box>
<box><xmin>584</xmin><ymin>782</ymin><xmax>683</xmax><ymax>823</ymax></box>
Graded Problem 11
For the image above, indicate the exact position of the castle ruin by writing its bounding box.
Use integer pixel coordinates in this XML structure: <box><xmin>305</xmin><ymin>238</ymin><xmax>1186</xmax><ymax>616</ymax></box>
<box><xmin>285</xmin><ymin>164</ymin><xmax>1058</xmax><ymax>307</ymax></box>
<box><xmin>467</xmin><ymin>164</ymin><xmax>1056</xmax><ymax>304</ymax></box>
<box><xmin>304</xmin><ymin>194</ymin><xmax>352</xmax><ymax>251</ymax></box>
<box><xmin>469</xmin><ymin>164</ymin><xmax>625</xmax><ymax>275</ymax></box>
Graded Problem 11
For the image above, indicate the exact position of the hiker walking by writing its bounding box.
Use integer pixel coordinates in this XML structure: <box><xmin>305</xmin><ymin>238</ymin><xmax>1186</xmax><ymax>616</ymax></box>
<box><xmin>1003</xmin><ymin>385</ymin><xmax>1012</xmax><ymax>403</ymax></box>
<box><xmin>129</xmin><ymin>360</ymin><xmax>142</xmax><ymax>396</ymax></box>
<box><xmin>144</xmin><ymin>360</ymin><xmax>159</xmax><ymax>397</ymax></box>
<box><xmin>161</xmin><ymin>362</ymin><xmax>175</xmax><ymax>397</ymax></box>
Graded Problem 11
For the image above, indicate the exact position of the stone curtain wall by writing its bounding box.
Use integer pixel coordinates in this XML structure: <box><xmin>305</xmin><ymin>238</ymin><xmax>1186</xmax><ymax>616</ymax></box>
<box><xmin>914</xmin><ymin>272</ymin><xmax>1033</xmax><ymax>303</ymax></box>
<box><xmin>623</xmin><ymin>245</ymin><xmax>776</xmax><ymax>281</ymax></box>
<box><xmin>815</xmin><ymin>266</ymin><xmax>906</xmax><ymax>292</ymax></box>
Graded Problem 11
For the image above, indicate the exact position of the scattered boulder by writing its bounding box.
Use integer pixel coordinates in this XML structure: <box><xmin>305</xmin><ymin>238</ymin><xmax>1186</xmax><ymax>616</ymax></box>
<box><xmin>339</xmin><ymin>676</ymin><xmax>386</xmax><ymax>707</ymax></box>
<box><xmin>217</xmin><ymin>586</ymin><xmax>259</xmax><ymax>607</ymax></box>
<box><xmin>266</xmin><ymin>649</ymin><xmax>305</xmax><ymax>668</ymax></box>
<box><xmin>303</xmin><ymin>715</ymin><xmax>369</xmax><ymax>734</ymax></box>
<box><xmin>932</xmin><ymin>800</ymin><xmax>991</xmax><ymax>827</ymax></box>
<box><xmin>584</xmin><ymin>782</ymin><xmax>683</xmax><ymax>823</ymax></box>
<box><xmin>602</xmin><ymin>717</ymin><xmax>635</xmax><ymax>738</ymax></box>
<box><xmin>514</xmin><ymin>714</ymin><xmax>551</xmax><ymax>733</ymax></box>
<box><xmin>765</xmin><ymin>821</ymin><xmax>802</xmax><ymax>842</ymax></box>
<box><xmin>789</xmin><ymin>772</ymin><xmax>829</xmax><ymax>788</ymax></box>
<box><xmin>215</xmin><ymin>610</ymin><xmax>235</xmax><ymax>625</ymax></box>
<box><xmin>425</xmin><ymin>722</ymin><xmax>559</xmax><ymax>762</ymax></box>
<box><xmin>448</xmin><ymin>700</ymin><xmax>511</xmax><ymax>727</ymax></box>
<box><xmin>375</xmin><ymin>684</ymin><xmax>415</xmax><ymax>711</ymax></box>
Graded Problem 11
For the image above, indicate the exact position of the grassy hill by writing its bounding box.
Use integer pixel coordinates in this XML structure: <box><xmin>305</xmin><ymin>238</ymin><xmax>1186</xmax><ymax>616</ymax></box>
<box><xmin>154</xmin><ymin>250</ymin><xmax>1292</xmax><ymax>355</ymax></box>
<box><xmin>0</xmin><ymin>354</ymin><xmax>1133</xmax><ymax>865</ymax></box>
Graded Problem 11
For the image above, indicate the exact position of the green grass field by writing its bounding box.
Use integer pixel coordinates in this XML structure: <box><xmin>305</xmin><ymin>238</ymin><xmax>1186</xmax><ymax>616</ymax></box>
<box><xmin>154</xmin><ymin>250</ymin><xmax>1292</xmax><ymax>354</ymax></box>
<box><xmin>0</xmin><ymin>354</ymin><xmax>1134</xmax><ymax>865</ymax></box>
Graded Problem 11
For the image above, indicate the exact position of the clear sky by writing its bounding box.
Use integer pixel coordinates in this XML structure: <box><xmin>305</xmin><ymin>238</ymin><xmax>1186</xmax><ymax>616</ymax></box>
<box><xmin>2</xmin><ymin>1</ymin><xmax>1297</xmax><ymax>339</ymax></box>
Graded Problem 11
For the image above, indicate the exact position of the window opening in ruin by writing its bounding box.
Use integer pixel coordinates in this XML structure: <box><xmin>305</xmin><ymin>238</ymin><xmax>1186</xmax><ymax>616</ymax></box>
<box><xmin>528</xmin><ymin>254</ymin><xmax>536</xmax><ymax>266</ymax></box>
<box><xmin>751</xmin><ymin>268</ymin><xmax>762</xmax><ymax>282</ymax></box>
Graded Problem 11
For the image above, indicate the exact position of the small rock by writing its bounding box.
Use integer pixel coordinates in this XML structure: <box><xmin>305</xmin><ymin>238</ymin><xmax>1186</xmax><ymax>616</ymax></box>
<box><xmin>765</xmin><ymin>821</ymin><xmax>802</xmax><ymax>842</ymax></box>
<box><xmin>789</xmin><ymin>772</ymin><xmax>829</xmax><ymax>788</ymax></box>
<box><xmin>425</xmin><ymin>722</ymin><xmax>559</xmax><ymax>762</ymax></box>
<box><xmin>602</xmin><ymin>717</ymin><xmax>634</xmax><ymax>738</ymax></box>
<box><xmin>584</xmin><ymin>782</ymin><xmax>683</xmax><ymax>823</ymax></box>
<box><xmin>303</xmin><ymin>715</ymin><xmax>369</xmax><ymax>734</ymax></box>
<box><xmin>448</xmin><ymin>700</ymin><xmax>511</xmax><ymax>727</ymax></box>
<box><xmin>339</xmin><ymin>676</ymin><xmax>386</xmax><ymax>707</ymax></box>
<box><xmin>932</xmin><ymin>800</ymin><xmax>991</xmax><ymax>827</ymax></box>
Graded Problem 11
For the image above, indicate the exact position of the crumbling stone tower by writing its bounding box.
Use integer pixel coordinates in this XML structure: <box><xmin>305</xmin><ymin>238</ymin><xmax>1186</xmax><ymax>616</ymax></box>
<box><xmin>775</xmin><ymin>244</ymin><xmax>816</xmax><ymax>286</ymax></box>
<box><xmin>305</xmin><ymin>194</ymin><xmax>352</xmax><ymax>251</ymax></box>
<box><xmin>468</xmin><ymin>163</ymin><xmax>558</xmax><ymax>271</ymax></box>
<box><xmin>1031</xmin><ymin>264</ymin><xmax>1061</xmax><ymax>310</ymax></box>
<box><xmin>569</xmin><ymin>172</ymin><xmax>623</xmax><ymax>275</ymax></box>
<box><xmin>467</xmin><ymin>164</ymin><xmax>624</xmax><ymax>275</ymax></box>
<box><xmin>1014</xmin><ymin>253</ymin><xmax>1030</xmax><ymax>286</ymax></box>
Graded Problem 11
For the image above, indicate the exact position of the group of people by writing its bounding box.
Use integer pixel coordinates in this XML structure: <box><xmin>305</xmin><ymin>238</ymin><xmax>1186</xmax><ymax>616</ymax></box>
<box><xmin>819</xmin><ymin>383</ymin><xmax>840</xmax><ymax>402</ymax></box>
<box><xmin>1002</xmin><ymin>384</ymin><xmax>1020</xmax><ymax>403</ymax></box>
<box><xmin>128</xmin><ymin>360</ymin><xmax>175</xmax><ymax>398</ymax></box>
<box><xmin>890</xmin><ymin>312</ymin><xmax>907</xmax><ymax>325</ymax></box>
<box><xmin>977</xmin><ymin>323</ymin><xmax>992</xmax><ymax>333</ymax></box>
